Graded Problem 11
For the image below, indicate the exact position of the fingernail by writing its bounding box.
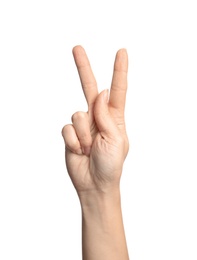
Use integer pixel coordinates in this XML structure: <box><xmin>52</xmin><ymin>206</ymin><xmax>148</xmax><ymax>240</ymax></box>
<box><xmin>82</xmin><ymin>146</ymin><xmax>91</xmax><ymax>156</ymax></box>
<box><xmin>103</xmin><ymin>89</ymin><xmax>109</xmax><ymax>103</ymax></box>
<box><xmin>76</xmin><ymin>148</ymin><xmax>83</xmax><ymax>155</ymax></box>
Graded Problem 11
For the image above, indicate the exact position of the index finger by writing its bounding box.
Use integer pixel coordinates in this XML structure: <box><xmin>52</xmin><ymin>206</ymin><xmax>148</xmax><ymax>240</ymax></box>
<box><xmin>72</xmin><ymin>46</ymin><xmax>98</xmax><ymax>108</ymax></box>
<box><xmin>109</xmin><ymin>49</ymin><xmax>128</xmax><ymax>114</ymax></box>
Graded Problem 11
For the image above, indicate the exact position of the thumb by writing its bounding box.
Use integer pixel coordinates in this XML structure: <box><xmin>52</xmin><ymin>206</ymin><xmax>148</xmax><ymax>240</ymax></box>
<box><xmin>94</xmin><ymin>89</ymin><xmax>118</xmax><ymax>138</ymax></box>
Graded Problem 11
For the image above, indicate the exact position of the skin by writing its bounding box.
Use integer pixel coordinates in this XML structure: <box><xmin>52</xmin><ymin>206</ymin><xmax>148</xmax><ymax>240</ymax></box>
<box><xmin>62</xmin><ymin>45</ymin><xmax>129</xmax><ymax>260</ymax></box>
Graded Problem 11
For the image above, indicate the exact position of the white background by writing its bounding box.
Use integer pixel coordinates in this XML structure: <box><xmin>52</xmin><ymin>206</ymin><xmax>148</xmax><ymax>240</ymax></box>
<box><xmin>0</xmin><ymin>0</ymin><xmax>197</xmax><ymax>259</ymax></box>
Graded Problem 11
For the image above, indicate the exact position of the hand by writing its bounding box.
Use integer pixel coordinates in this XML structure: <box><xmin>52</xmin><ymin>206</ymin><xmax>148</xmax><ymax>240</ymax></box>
<box><xmin>62</xmin><ymin>46</ymin><xmax>129</xmax><ymax>196</ymax></box>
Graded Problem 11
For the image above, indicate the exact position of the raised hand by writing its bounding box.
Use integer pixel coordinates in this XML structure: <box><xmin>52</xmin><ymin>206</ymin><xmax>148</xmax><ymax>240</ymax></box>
<box><xmin>62</xmin><ymin>45</ymin><xmax>129</xmax><ymax>196</ymax></box>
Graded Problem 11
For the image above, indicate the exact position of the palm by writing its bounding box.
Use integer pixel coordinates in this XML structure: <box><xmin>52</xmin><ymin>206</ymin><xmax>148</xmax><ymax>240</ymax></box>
<box><xmin>62</xmin><ymin>46</ymin><xmax>128</xmax><ymax>194</ymax></box>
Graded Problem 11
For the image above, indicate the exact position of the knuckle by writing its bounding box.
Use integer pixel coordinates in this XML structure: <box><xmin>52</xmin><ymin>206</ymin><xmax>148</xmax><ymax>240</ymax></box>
<box><xmin>61</xmin><ymin>124</ymin><xmax>71</xmax><ymax>135</ymax></box>
<box><xmin>71</xmin><ymin>111</ymin><xmax>86</xmax><ymax>122</ymax></box>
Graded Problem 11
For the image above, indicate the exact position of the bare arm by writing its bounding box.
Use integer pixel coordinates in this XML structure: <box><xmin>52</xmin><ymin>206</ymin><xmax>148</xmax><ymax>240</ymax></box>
<box><xmin>80</xmin><ymin>189</ymin><xmax>129</xmax><ymax>260</ymax></box>
<box><xmin>62</xmin><ymin>46</ymin><xmax>129</xmax><ymax>260</ymax></box>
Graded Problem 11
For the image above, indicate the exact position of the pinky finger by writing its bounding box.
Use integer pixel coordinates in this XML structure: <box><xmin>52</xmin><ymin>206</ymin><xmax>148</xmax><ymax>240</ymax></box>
<box><xmin>61</xmin><ymin>124</ymin><xmax>83</xmax><ymax>155</ymax></box>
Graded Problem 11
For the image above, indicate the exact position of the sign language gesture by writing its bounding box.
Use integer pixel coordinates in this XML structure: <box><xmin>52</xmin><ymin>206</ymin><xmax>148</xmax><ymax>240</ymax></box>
<box><xmin>62</xmin><ymin>46</ymin><xmax>129</xmax><ymax>196</ymax></box>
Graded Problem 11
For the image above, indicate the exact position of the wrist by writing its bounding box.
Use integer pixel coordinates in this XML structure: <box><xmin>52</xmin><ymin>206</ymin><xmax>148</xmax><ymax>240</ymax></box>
<box><xmin>78</xmin><ymin>186</ymin><xmax>121</xmax><ymax>209</ymax></box>
<box><xmin>78</xmin><ymin>187</ymin><xmax>122</xmax><ymax>230</ymax></box>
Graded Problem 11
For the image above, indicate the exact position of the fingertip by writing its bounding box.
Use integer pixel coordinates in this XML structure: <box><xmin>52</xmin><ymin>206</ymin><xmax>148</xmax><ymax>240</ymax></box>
<box><xmin>114</xmin><ymin>48</ymin><xmax>128</xmax><ymax>72</ymax></box>
<box><xmin>117</xmin><ymin>48</ymin><xmax>128</xmax><ymax>55</ymax></box>
<box><xmin>72</xmin><ymin>45</ymin><xmax>85</xmax><ymax>55</ymax></box>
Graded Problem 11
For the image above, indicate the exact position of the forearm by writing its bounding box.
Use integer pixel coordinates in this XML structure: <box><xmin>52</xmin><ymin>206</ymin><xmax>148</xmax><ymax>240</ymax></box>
<box><xmin>79</xmin><ymin>187</ymin><xmax>129</xmax><ymax>260</ymax></box>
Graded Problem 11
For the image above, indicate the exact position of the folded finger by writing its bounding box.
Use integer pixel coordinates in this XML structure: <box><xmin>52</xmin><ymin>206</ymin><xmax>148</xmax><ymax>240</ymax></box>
<box><xmin>72</xmin><ymin>111</ymin><xmax>92</xmax><ymax>156</ymax></box>
<box><xmin>62</xmin><ymin>124</ymin><xmax>82</xmax><ymax>155</ymax></box>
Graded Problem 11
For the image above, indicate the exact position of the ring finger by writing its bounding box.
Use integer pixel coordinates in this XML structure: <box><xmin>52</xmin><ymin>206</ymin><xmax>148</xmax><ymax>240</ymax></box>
<box><xmin>72</xmin><ymin>111</ymin><xmax>92</xmax><ymax>156</ymax></box>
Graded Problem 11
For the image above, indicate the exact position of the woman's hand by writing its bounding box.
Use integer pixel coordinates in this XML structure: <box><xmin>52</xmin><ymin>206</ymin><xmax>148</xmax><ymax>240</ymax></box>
<box><xmin>62</xmin><ymin>46</ymin><xmax>129</xmax><ymax>196</ymax></box>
